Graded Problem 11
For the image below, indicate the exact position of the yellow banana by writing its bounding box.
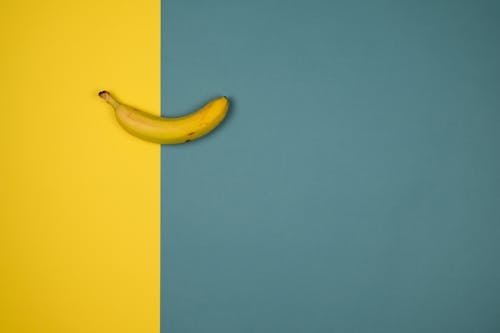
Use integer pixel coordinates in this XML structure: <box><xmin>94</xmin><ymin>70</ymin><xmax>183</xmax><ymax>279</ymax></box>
<box><xmin>98</xmin><ymin>90</ymin><xmax>229</xmax><ymax>144</ymax></box>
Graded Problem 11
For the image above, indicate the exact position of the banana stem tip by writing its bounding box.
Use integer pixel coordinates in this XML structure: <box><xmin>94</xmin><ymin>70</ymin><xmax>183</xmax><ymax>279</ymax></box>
<box><xmin>98</xmin><ymin>90</ymin><xmax>111</xmax><ymax>100</ymax></box>
<box><xmin>98</xmin><ymin>90</ymin><xmax>120</xmax><ymax>108</ymax></box>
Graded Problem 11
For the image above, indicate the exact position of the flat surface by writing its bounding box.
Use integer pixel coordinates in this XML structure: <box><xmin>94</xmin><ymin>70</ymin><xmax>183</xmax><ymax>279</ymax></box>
<box><xmin>162</xmin><ymin>0</ymin><xmax>500</xmax><ymax>332</ymax></box>
<box><xmin>0</xmin><ymin>1</ymin><xmax>160</xmax><ymax>332</ymax></box>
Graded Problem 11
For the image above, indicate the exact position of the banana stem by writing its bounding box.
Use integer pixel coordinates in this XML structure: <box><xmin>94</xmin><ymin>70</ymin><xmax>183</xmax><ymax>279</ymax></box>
<box><xmin>98</xmin><ymin>90</ymin><xmax>120</xmax><ymax>109</ymax></box>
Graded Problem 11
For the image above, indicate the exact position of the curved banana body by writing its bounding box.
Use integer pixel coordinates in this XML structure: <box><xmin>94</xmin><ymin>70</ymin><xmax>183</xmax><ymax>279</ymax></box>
<box><xmin>99</xmin><ymin>91</ymin><xmax>229</xmax><ymax>144</ymax></box>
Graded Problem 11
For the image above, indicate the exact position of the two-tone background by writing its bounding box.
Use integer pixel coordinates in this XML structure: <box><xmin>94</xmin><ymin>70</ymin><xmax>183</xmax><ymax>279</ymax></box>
<box><xmin>2</xmin><ymin>0</ymin><xmax>500</xmax><ymax>332</ymax></box>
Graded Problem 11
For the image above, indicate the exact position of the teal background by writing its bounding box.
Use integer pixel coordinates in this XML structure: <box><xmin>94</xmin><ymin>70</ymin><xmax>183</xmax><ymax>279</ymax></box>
<box><xmin>161</xmin><ymin>1</ymin><xmax>500</xmax><ymax>332</ymax></box>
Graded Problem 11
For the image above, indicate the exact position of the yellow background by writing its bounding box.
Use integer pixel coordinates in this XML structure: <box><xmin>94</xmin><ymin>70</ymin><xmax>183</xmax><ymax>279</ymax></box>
<box><xmin>0</xmin><ymin>0</ymin><xmax>160</xmax><ymax>332</ymax></box>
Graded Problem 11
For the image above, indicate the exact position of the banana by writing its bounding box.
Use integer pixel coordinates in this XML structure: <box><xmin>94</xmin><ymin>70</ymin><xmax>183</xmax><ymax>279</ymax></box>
<box><xmin>98</xmin><ymin>90</ymin><xmax>229</xmax><ymax>144</ymax></box>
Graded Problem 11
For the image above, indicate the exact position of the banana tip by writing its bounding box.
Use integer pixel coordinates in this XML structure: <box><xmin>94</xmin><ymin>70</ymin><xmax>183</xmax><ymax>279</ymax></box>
<box><xmin>98</xmin><ymin>90</ymin><xmax>110</xmax><ymax>99</ymax></box>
